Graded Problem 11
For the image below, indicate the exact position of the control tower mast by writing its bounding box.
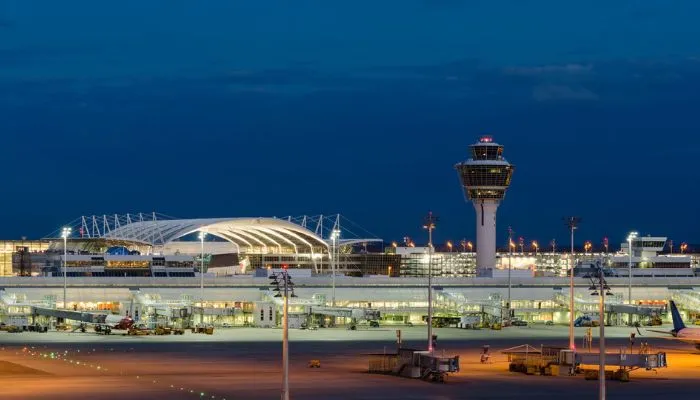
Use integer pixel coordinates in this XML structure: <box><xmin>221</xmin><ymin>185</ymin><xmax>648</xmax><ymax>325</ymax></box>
<box><xmin>455</xmin><ymin>136</ymin><xmax>515</xmax><ymax>269</ymax></box>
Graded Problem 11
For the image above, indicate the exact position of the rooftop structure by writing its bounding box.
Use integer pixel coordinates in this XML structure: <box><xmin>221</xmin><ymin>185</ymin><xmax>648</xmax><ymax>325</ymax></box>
<box><xmin>455</xmin><ymin>136</ymin><xmax>515</xmax><ymax>269</ymax></box>
<box><xmin>613</xmin><ymin>235</ymin><xmax>691</xmax><ymax>269</ymax></box>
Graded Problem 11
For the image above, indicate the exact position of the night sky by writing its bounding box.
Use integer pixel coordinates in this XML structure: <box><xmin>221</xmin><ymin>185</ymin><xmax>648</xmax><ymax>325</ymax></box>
<box><xmin>1</xmin><ymin>1</ymin><xmax>700</xmax><ymax>248</ymax></box>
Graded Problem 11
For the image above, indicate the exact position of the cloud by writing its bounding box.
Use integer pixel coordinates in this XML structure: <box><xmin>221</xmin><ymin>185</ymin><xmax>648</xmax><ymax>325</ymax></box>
<box><xmin>532</xmin><ymin>84</ymin><xmax>599</xmax><ymax>102</ymax></box>
<box><xmin>504</xmin><ymin>64</ymin><xmax>593</xmax><ymax>76</ymax></box>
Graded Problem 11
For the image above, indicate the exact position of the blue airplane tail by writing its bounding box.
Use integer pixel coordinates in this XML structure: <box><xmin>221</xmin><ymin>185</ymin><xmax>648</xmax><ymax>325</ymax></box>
<box><xmin>669</xmin><ymin>301</ymin><xmax>686</xmax><ymax>332</ymax></box>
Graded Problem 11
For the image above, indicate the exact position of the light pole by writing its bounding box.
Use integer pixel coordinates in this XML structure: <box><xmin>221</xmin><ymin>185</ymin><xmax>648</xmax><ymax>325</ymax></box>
<box><xmin>518</xmin><ymin>236</ymin><xmax>524</xmax><ymax>255</ymax></box>
<box><xmin>565</xmin><ymin>216</ymin><xmax>581</xmax><ymax>350</ymax></box>
<box><xmin>198</xmin><ymin>231</ymin><xmax>206</xmax><ymax>326</ymax></box>
<box><xmin>423</xmin><ymin>212</ymin><xmax>437</xmax><ymax>352</ymax></box>
<box><xmin>532</xmin><ymin>240</ymin><xmax>539</xmax><ymax>256</ymax></box>
<box><xmin>507</xmin><ymin>227</ymin><xmax>514</xmax><ymax>324</ymax></box>
<box><xmin>61</xmin><ymin>227</ymin><xmax>71</xmax><ymax>310</ymax></box>
<box><xmin>626</xmin><ymin>231</ymin><xmax>638</xmax><ymax>325</ymax></box>
<box><xmin>270</xmin><ymin>268</ymin><xmax>295</xmax><ymax>400</ymax></box>
<box><xmin>588</xmin><ymin>262</ymin><xmax>612</xmax><ymax>400</ymax></box>
<box><xmin>282</xmin><ymin>268</ymin><xmax>291</xmax><ymax>400</ymax></box>
<box><xmin>331</xmin><ymin>228</ymin><xmax>340</xmax><ymax>307</ymax></box>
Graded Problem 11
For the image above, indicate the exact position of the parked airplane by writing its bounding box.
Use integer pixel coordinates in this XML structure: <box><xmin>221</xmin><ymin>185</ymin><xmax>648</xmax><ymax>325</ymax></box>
<box><xmin>73</xmin><ymin>314</ymin><xmax>134</xmax><ymax>334</ymax></box>
<box><xmin>649</xmin><ymin>300</ymin><xmax>700</xmax><ymax>351</ymax></box>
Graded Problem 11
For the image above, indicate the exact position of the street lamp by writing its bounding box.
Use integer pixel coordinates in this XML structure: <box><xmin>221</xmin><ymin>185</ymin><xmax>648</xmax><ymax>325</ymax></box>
<box><xmin>270</xmin><ymin>267</ymin><xmax>296</xmax><ymax>400</ymax></box>
<box><xmin>423</xmin><ymin>212</ymin><xmax>437</xmax><ymax>352</ymax></box>
<box><xmin>584</xmin><ymin>241</ymin><xmax>592</xmax><ymax>255</ymax></box>
<box><xmin>446</xmin><ymin>241</ymin><xmax>453</xmax><ymax>253</ymax></box>
<box><xmin>680</xmin><ymin>242</ymin><xmax>688</xmax><ymax>254</ymax></box>
<box><xmin>531</xmin><ymin>240</ymin><xmax>539</xmax><ymax>256</ymax></box>
<box><xmin>467</xmin><ymin>241</ymin><xmax>473</xmax><ymax>252</ymax></box>
<box><xmin>564</xmin><ymin>216</ymin><xmax>582</xmax><ymax>350</ymax></box>
<box><xmin>626</xmin><ymin>231</ymin><xmax>638</xmax><ymax>325</ymax></box>
<box><xmin>507</xmin><ymin>227</ymin><xmax>515</xmax><ymax>324</ymax></box>
<box><xmin>61</xmin><ymin>227</ymin><xmax>71</xmax><ymax>310</ymax></box>
<box><xmin>330</xmin><ymin>228</ymin><xmax>340</xmax><ymax>307</ymax></box>
<box><xmin>198</xmin><ymin>231</ymin><xmax>207</xmax><ymax>326</ymax></box>
<box><xmin>518</xmin><ymin>236</ymin><xmax>524</xmax><ymax>254</ymax></box>
<box><xmin>588</xmin><ymin>262</ymin><xmax>613</xmax><ymax>400</ymax></box>
<box><xmin>603</xmin><ymin>237</ymin><xmax>609</xmax><ymax>254</ymax></box>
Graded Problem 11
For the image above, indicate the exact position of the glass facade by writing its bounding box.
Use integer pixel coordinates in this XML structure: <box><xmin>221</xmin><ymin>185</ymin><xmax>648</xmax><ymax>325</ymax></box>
<box><xmin>400</xmin><ymin>252</ymin><xmax>477</xmax><ymax>277</ymax></box>
<box><xmin>470</xmin><ymin>144</ymin><xmax>503</xmax><ymax>160</ymax></box>
<box><xmin>0</xmin><ymin>240</ymin><xmax>51</xmax><ymax>276</ymax></box>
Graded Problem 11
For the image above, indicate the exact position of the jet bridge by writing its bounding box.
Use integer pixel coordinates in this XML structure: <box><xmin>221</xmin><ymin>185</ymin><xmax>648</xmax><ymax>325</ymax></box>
<box><xmin>263</xmin><ymin>291</ymin><xmax>380</xmax><ymax>321</ymax></box>
<box><xmin>576</xmin><ymin>351</ymin><xmax>667</xmax><ymax>371</ymax></box>
<box><xmin>671</xmin><ymin>290</ymin><xmax>700</xmax><ymax>312</ymax></box>
<box><xmin>30</xmin><ymin>306</ymin><xmax>106</xmax><ymax>324</ymax></box>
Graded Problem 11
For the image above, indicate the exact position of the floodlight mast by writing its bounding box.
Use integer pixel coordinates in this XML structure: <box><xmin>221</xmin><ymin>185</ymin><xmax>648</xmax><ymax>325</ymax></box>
<box><xmin>626</xmin><ymin>231</ymin><xmax>638</xmax><ymax>325</ymax></box>
<box><xmin>198</xmin><ymin>231</ymin><xmax>207</xmax><ymax>326</ymax></box>
<box><xmin>588</xmin><ymin>261</ymin><xmax>611</xmax><ymax>400</ymax></box>
<box><xmin>61</xmin><ymin>227</ymin><xmax>72</xmax><ymax>310</ymax></box>
<box><xmin>423</xmin><ymin>212</ymin><xmax>437</xmax><ymax>352</ymax></box>
<box><xmin>565</xmin><ymin>216</ymin><xmax>581</xmax><ymax>350</ymax></box>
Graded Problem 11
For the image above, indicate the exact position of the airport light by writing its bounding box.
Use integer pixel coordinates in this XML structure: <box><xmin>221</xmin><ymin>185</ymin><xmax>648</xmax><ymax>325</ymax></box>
<box><xmin>518</xmin><ymin>236</ymin><xmax>524</xmax><ymax>254</ymax></box>
<box><xmin>587</xmin><ymin>262</ymin><xmax>613</xmax><ymax>400</ymax></box>
<box><xmin>507</xmin><ymin>227</ymin><xmax>514</xmax><ymax>324</ymax></box>
<box><xmin>531</xmin><ymin>240</ymin><xmax>539</xmax><ymax>256</ymax></box>
<box><xmin>446</xmin><ymin>241</ymin><xmax>453</xmax><ymax>252</ymax></box>
<box><xmin>627</xmin><ymin>231</ymin><xmax>638</xmax><ymax>326</ymax></box>
<box><xmin>199</xmin><ymin>231</ymin><xmax>207</xmax><ymax>326</ymax></box>
<box><xmin>330</xmin><ymin>228</ymin><xmax>341</xmax><ymax>307</ymax></box>
<box><xmin>423</xmin><ymin>211</ymin><xmax>438</xmax><ymax>352</ymax></box>
<box><xmin>550</xmin><ymin>239</ymin><xmax>556</xmax><ymax>254</ymax></box>
<box><xmin>564</xmin><ymin>216</ymin><xmax>582</xmax><ymax>350</ymax></box>
<box><xmin>61</xmin><ymin>227</ymin><xmax>71</xmax><ymax>310</ymax></box>
<box><xmin>270</xmin><ymin>267</ymin><xmax>296</xmax><ymax>400</ymax></box>
<box><xmin>584</xmin><ymin>241</ymin><xmax>592</xmax><ymax>255</ymax></box>
<box><xmin>680</xmin><ymin>242</ymin><xmax>688</xmax><ymax>254</ymax></box>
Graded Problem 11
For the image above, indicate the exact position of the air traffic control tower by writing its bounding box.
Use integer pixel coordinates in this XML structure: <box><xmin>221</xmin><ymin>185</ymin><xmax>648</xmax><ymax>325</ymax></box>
<box><xmin>455</xmin><ymin>136</ymin><xmax>515</xmax><ymax>269</ymax></box>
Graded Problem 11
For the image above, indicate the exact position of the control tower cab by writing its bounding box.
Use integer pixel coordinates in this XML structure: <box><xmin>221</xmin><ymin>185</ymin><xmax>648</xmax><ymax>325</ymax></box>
<box><xmin>454</xmin><ymin>136</ymin><xmax>515</xmax><ymax>269</ymax></box>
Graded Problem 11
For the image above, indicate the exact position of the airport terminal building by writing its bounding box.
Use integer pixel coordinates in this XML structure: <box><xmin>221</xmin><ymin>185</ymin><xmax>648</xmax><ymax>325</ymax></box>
<box><xmin>1</xmin><ymin>214</ymin><xmax>699</xmax><ymax>330</ymax></box>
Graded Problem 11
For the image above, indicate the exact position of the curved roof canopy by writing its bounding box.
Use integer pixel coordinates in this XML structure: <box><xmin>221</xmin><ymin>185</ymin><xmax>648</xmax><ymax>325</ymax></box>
<box><xmin>103</xmin><ymin>217</ymin><xmax>329</xmax><ymax>253</ymax></box>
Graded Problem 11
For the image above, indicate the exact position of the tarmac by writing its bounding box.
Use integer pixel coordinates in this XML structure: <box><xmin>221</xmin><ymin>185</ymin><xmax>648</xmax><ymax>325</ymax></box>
<box><xmin>1</xmin><ymin>325</ymin><xmax>698</xmax><ymax>399</ymax></box>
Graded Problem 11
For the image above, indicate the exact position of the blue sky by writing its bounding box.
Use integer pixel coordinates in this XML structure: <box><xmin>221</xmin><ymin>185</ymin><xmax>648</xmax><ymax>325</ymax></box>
<box><xmin>1</xmin><ymin>1</ymin><xmax>700</xmax><ymax>247</ymax></box>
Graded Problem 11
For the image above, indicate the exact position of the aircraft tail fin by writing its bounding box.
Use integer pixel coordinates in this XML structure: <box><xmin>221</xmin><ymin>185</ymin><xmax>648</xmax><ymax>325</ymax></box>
<box><xmin>670</xmin><ymin>300</ymin><xmax>686</xmax><ymax>332</ymax></box>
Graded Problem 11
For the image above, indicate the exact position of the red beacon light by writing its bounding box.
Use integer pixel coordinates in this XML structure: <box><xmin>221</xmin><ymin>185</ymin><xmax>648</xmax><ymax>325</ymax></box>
<box><xmin>479</xmin><ymin>135</ymin><xmax>493</xmax><ymax>143</ymax></box>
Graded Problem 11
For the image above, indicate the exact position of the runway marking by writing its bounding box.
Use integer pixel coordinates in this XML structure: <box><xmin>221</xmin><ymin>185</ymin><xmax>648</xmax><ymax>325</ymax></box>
<box><xmin>2</xmin><ymin>345</ymin><xmax>230</xmax><ymax>400</ymax></box>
